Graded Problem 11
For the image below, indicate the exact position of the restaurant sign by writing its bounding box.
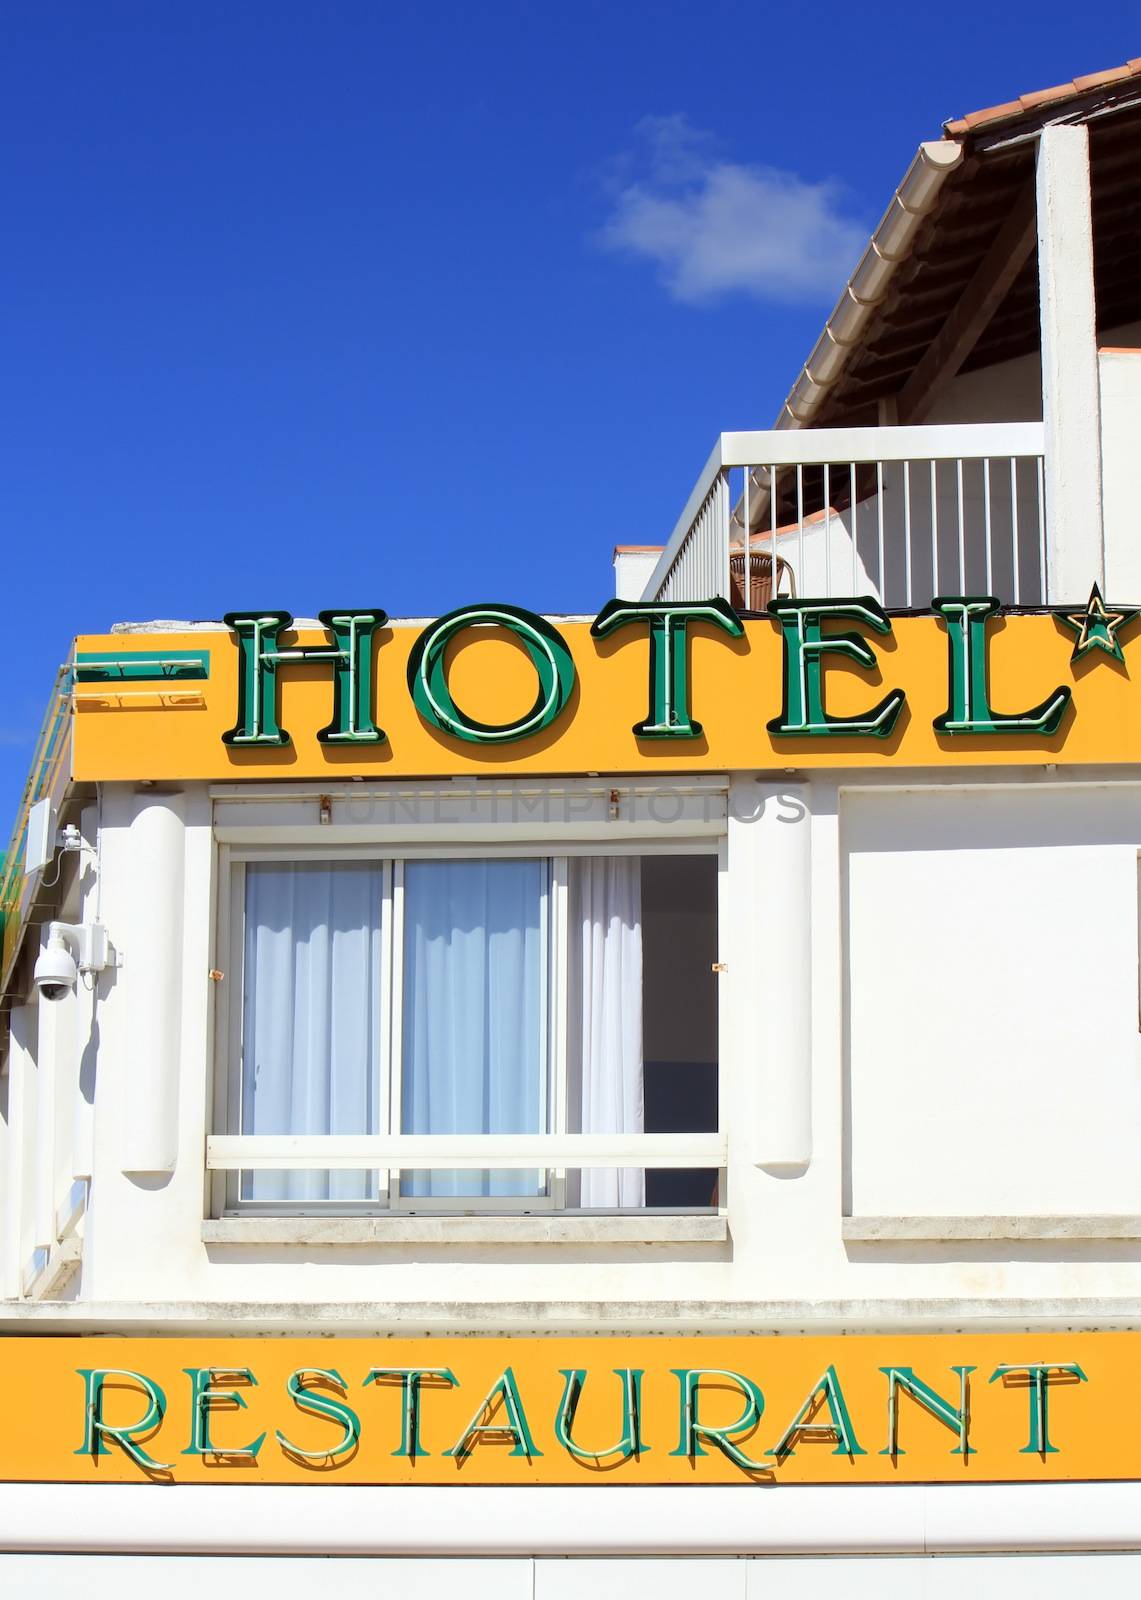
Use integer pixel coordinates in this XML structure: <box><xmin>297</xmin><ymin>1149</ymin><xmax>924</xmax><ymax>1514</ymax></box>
<box><xmin>0</xmin><ymin>1332</ymin><xmax>1134</xmax><ymax>1485</ymax></box>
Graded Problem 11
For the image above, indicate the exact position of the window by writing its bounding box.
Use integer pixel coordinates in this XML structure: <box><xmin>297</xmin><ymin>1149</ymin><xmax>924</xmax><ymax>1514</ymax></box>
<box><xmin>217</xmin><ymin>850</ymin><xmax>719</xmax><ymax>1214</ymax></box>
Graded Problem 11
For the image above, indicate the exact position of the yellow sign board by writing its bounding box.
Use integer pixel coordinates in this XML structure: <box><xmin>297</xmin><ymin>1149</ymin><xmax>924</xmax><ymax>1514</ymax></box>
<box><xmin>1</xmin><ymin>1333</ymin><xmax>1135</xmax><ymax>1485</ymax></box>
<box><xmin>71</xmin><ymin>609</ymin><xmax>1141</xmax><ymax>782</ymax></box>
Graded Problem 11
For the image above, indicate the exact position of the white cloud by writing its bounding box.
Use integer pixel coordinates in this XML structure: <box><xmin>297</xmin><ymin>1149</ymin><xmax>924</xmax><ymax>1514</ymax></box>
<box><xmin>597</xmin><ymin>115</ymin><xmax>868</xmax><ymax>307</ymax></box>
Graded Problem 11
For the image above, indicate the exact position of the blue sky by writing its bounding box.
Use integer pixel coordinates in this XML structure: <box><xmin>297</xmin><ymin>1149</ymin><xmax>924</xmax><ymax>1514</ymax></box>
<box><xmin>4</xmin><ymin>1</ymin><xmax>1140</xmax><ymax>822</ymax></box>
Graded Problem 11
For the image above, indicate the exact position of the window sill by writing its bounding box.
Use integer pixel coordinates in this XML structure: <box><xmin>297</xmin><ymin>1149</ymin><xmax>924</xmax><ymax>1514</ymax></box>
<box><xmin>202</xmin><ymin>1214</ymin><xmax>728</xmax><ymax>1247</ymax></box>
<box><xmin>843</xmin><ymin>1215</ymin><xmax>1141</xmax><ymax>1242</ymax></box>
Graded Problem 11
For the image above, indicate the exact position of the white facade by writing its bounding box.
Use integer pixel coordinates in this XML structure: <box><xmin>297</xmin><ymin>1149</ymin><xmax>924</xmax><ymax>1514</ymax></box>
<box><xmin>7</xmin><ymin>765</ymin><xmax>1141</xmax><ymax>1315</ymax></box>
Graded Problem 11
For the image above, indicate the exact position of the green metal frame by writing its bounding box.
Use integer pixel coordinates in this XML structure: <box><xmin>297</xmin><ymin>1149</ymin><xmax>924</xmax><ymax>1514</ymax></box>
<box><xmin>0</xmin><ymin>663</ymin><xmax>74</xmax><ymax>998</ymax></box>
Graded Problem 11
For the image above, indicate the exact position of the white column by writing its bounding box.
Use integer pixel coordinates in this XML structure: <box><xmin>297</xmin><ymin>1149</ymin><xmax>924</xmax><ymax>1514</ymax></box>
<box><xmin>121</xmin><ymin>794</ymin><xmax>186</xmax><ymax>1174</ymax></box>
<box><xmin>613</xmin><ymin>548</ymin><xmax>662</xmax><ymax>600</ymax></box>
<box><xmin>5</xmin><ymin>1008</ymin><xmax>37</xmax><ymax>1295</ymax></box>
<box><xmin>1036</xmin><ymin>122</ymin><xmax>1103</xmax><ymax>601</ymax></box>
<box><xmin>0</xmin><ymin>1067</ymin><xmax>8</xmax><ymax>1295</ymax></box>
<box><xmin>743</xmin><ymin>781</ymin><xmax>813</xmax><ymax>1172</ymax></box>
<box><xmin>0</xmin><ymin>1040</ymin><xmax>21</xmax><ymax>1299</ymax></box>
<box><xmin>50</xmin><ymin>986</ymin><xmax>81</xmax><ymax>1236</ymax></box>
<box><xmin>70</xmin><ymin>803</ymin><xmax>100</xmax><ymax>1182</ymax></box>
<box><xmin>32</xmin><ymin>983</ymin><xmax>58</xmax><ymax>1255</ymax></box>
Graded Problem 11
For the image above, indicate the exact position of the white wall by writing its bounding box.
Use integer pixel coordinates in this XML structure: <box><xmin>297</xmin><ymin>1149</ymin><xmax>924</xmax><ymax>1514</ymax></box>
<box><xmin>1100</xmin><ymin>346</ymin><xmax>1141</xmax><ymax>598</ymax></box>
<box><xmin>5</xmin><ymin>1553</ymin><xmax>1141</xmax><ymax>1599</ymax></box>
<box><xmin>920</xmin><ymin>319</ymin><xmax>1141</xmax><ymax>429</ymax></box>
<box><xmin>924</xmin><ymin>348</ymin><xmax>1044</xmax><ymax>426</ymax></box>
<box><xmin>844</xmin><ymin>784</ymin><xmax>1141</xmax><ymax>1217</ymax></box>
<box><xmin>613</xmin><ymin>548</ymin><xmax>661</xmax><ymax>600</ymax></box>
<box><xmin>4</xmin><ymin>1480</ymin><xmax>1141</xmax><ymax>1562</ymax></box>
<box><xmin>7</xmin><ymin>772</ymin><xmax>1141</xmax><ymax>1313</ymax></box>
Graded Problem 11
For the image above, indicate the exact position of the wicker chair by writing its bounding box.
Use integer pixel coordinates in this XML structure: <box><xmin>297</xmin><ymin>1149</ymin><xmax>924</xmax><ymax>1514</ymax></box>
<box><xmin>728</xmin><ymin>549</ymin><xmax>796</xmax><ymax>612</ymax></box>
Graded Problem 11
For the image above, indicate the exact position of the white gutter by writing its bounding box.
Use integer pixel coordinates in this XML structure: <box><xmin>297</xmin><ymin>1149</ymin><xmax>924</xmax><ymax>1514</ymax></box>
<box><xmin>776</xmin><ymin>139</ymin><xmax>964</xmax><ymax>429</ymax></box>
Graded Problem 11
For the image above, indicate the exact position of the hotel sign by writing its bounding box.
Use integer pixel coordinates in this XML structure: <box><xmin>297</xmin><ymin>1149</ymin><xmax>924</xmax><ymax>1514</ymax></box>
<box><xmin>71</xmin><ymin>590</ymin><xmax>1141</xmax><ymax>781</ymax></box>
<box><xmin>0</xmin><ymin>1332</ymin><xmax>1134</xmax><ymax>1485</ymax></box>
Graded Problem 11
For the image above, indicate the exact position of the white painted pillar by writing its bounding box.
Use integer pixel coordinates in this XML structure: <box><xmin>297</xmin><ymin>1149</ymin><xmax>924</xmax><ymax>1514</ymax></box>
<box><xmin>69</xmin><ymin>996</ymin><xmax>97</xmax><ymax>1187</ymax></box>
<box><xmin>751</xmin><ymin>781</ymin><xmax>813</xmax><ymax>1172</ymax></box>
<box><xmin>0</xmin><ymin>1068</ymin><xmax>7</xmax><ymax>1294</ymax></box>
<box><xmin>122</xmin><ymin>794</ymin><xmax>186</xmax><ymax>1174</ymax></box>
<box><xmin>71</xmin><ymin>803</ymin><xmax>100</xmax><ymax>1182</ymax></box>
<box><xmin>31</xmin><ymin>980</ymin><xmax>58</xmax><ymax>1254</ymax></box>
<box><xmin>613</xmin><ymin>547</ymin><xmax>662</xmax><ymax>600</ymax></box>
<box><xmin>1036</xmin><ymin>123</ymin><xmax>1103</xmax><ymax>601</ymax></box>
<box><xmin>0</xmin><ymin>1063</ymin><xmax>13</xmax><ymax>1300</ymax></box>
<box><xmin>4</xmin><ymin>1008</ymin><xmax>36</xmax><ymax>1296</ymax></box>
<box><xmin>50</xmin><ymin>986</ymin><xmax>81</xmax><ymax>1237</ymax></box>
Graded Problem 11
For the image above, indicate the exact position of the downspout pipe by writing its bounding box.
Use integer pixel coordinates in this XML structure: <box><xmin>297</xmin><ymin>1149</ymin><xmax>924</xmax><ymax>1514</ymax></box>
<box><xmin>776</xmin><ymin>140</ymin><xmax>964</xmax><ymax>429</ymax></box>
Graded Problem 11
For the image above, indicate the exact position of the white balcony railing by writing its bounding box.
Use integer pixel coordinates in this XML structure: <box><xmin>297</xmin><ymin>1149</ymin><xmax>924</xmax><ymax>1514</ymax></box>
<box><xmin>644</xmin><ymin>423</ymin><xmax>1047</xmax><ymax>610</ymax></box>
<box><xmin>207</xmin><ymin>1133</ymin><xmax>727</xmax><ymax>1172</ymax></box>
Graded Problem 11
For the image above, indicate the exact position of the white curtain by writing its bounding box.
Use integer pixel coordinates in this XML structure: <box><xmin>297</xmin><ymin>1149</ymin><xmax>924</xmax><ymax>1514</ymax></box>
<box><xmin>401</xmin><ymin>858</ymin><xmax>543</xmax><ymax>1198</ymax></box>
<box><xmin>241</xmin><ymin>862</ymin><xmax>382</xmax><ymax>1202</ymax></box>
<box><xmin>571</xmin><ymin>856</ymin><xmax>644</xmax><ymax>1208</ymax></box>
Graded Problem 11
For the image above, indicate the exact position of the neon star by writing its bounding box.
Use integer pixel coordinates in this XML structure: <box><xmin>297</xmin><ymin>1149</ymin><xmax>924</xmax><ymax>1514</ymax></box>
<box><xmin>1055</xmin><ymin>583</ymin><xmax>1140</xmax><ymax>664</ymax></box>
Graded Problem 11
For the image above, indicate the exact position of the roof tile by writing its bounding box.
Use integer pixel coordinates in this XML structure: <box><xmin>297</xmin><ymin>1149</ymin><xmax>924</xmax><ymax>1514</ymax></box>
<box><xmin>1073</xmin><ymin>66</ymin><xmax>1133</xmax><ymax>90</ymax></box>
<box><xmin>944</xmin><ymin>58</ymin><xmax>1141</xmax><ymax>138</ymax></box>
<box><xmin>962</xmin><ymin>99</ymin><xmax>1023</xmax><ymax>128</ymax></box>
<box><xmin>1019</xmin><ymin>84</ymin><xmax>1075</xmax><ymax>109</ymax></box>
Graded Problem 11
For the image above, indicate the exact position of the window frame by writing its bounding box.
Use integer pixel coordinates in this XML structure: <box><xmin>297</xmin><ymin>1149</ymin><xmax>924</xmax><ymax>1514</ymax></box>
<box><xmin>210</xmin><ymin>817</ymin><xmax>726</xmax><ymax>1221</ymax></box>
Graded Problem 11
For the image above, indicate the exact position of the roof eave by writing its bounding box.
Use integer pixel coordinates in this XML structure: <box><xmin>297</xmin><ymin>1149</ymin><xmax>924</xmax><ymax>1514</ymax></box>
<box><xmin>775</xmin><ymin>140</ymin><xmax>964</xmax><ymax>430</ymax></box>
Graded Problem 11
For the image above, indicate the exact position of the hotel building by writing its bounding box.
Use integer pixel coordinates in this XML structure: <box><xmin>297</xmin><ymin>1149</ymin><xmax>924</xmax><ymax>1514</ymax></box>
<box><xmin>3</xmin><ymin>60</ymin><xmax>1141</xmax><ymax>1597</ymax></box>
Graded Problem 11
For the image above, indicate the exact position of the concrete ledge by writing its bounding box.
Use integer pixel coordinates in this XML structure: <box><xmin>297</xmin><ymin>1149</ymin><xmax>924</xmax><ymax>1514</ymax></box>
<box><xmin>4</xmin><ymin>1297</ymin><xmax>1141</xmax><ymax>1336</ymax></box>
<box><xmin>843</xmin><ymin>1216</ymin><xmax>1141</xmax><ymax>1242</ymax></box>
<box><xmin>2</xmin><ymin>1482</ymin><xmax>1141</xmax><ymax>1554</ymax></box>
<box><xmin>202</xmin><ymin>1214</ymin><xmax>728</xmax><ymax>1246</ymax></box>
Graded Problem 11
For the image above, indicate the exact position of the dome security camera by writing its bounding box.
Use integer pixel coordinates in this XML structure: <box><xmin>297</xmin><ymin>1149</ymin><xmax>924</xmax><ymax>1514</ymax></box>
<box><xmin>33</xmin><ymin>933</ymin><xmax>78</xmax><ymax>1001</ymax></box>
<box><xmin>33</xmin><ymin>922</ymin><xmax>116</xmax><ymax>1003</ymax></box>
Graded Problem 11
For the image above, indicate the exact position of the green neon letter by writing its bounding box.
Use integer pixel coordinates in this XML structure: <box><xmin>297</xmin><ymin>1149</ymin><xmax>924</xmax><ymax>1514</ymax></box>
<box><xmin>182</xmin><ymin>1367</ymin><xmax>266</xmax><ymax>1460</ymax></box>
<box><xmin>75</xmin><ymin>1368</ymin><xmax>172</xmax><ymax>1472</ymax></box>
<box><xmin>669</xmin><ymin>1368</ymin><xmax>769</xmax><ymax>1472</ymax></box>
<box><xmin>988</xmin><ymin>1362</ymin><xmax>1088</xmax><ymax>1455</ymax></box>
<box><xmin>408</xmin><ymin>604</ymin><xmax>575</xmax><ymax>744</ymax></box>
<box><xmin>590</xmin><ymin>599</ymin><xmax>743</xmax><ymax>738</ymax></box>
<box><xmin>933</xmin><ymin>597</ymin><xmax>1070</xmax><ymax>735</ymax></box>
<box><xmin>445</xmin><ymin>1367</ymin><xmax>541</xmax><ymax>1461</ymax></box>
<box><xmin>363</xmin><ymin>1366</ymin><xmax>458</xmax><ymax>1458</ymax></box>
<box><xmin>769</xmin><ymin>1365</ymin><xmax>866</xmax><ymax>1460</ymax></box>
<box><xmin>879</xmin><ymin>1366</ymin><xmax>975</xmax><ymax>1456</ymax></box>
<box><xmin>223</xmin><ymin>608</ymin><xmax>387</xmax><ymax>747</ymax></box>
<box><xmin>767</xmin><ymin>597</ymin><xmax>905</xmax><ymax>738</ymax></box>
<box><xmin>555</xmin><ymin>1368</ymin><xmax>647</xmax><ymax>1465</ymax></box>
<box><xmin>275</xmin><ymin>1368</ymin><xmax>360</xmax><ymax>1463</ymax></box>
<box><xmin>314</xmin><ymin>609</ymin><xmax>389</xmax><ymax>745</ymax></box>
